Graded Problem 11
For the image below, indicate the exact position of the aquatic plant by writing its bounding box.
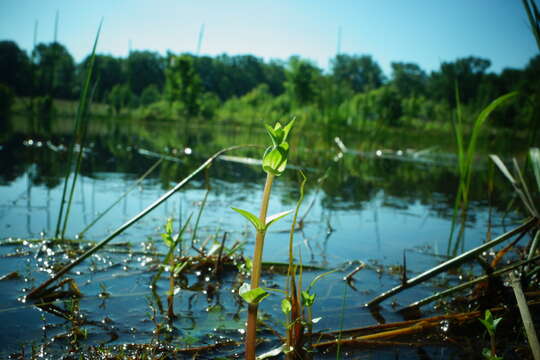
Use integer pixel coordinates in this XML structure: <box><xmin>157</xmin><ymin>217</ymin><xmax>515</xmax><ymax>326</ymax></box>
<box><xmin>448</xmin><ymin>90</ymin><xmax>517</xmax><ymax>255</ymax></box>
<box><xmin>232</xmin><ymin>119</ymin><xmax>295</xmax><ymax>360</ymax></box>
<box><xmin>479</xmin><ymin>310</ymin><xmax>503</xmax><ymax>360</ymax></box>
<box><xmin>55</xmin><ymin>21</ymin><xmax>102</xmax><ymax>240</ymax></box>
<box><xmin>159</xmin><ymin>217</ymin><xmax>190</xmax><ymax>319</ymax></box>
<box><xmin>279</xmin><ymin>172</ymin><xmax>337</xmax><ymax>359</ymax></box>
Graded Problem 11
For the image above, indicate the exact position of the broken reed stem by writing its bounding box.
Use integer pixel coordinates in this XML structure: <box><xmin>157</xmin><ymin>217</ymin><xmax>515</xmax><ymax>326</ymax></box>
<box><xmin>344</xmin><ymin>262</ymin><xmax>366</xmax><ymax>283</ymax></box>
<box><xmin>401</xmin><ymin>254</ymin><xmax>540</xmax><ymax>311</ymax></box>
<box><xmin>27</xmin><ymin>145</ymin><xmax>253</xmax><ymax>299</ymax></box>
<box><xmin>246</xmin><ymin>172</ymin><xmax>275</xmax><ymax>360</ymax></box>
<box><xmin>367</xmin><ymin>218</ymin><xmax>537</xmax><ymax>307</ymax></box>
<box><xmin>509</xmin><ymin>272</ymin><xmax>540</xmax><ymax>360</ymax></box>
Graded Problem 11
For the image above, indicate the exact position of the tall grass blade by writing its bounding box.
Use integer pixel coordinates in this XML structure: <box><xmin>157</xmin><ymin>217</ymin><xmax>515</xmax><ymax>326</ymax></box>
<box><xmin>447</xmin><ymin>92</ymin><xmax>517</xmax><ymax>255</ymax></box>
<box><xmin>54</xmin><ymin>20</ymin><xmax>102</xmax><ymax>239</ymax></box>
<box><xmin>512</xmin><ymin>158</ymin><xmax>538</xmax><ymax>216</ymax></box>
<box><xmin>522</xmin><ymin>0</ymin><xmax>540</xmax><ymax>50</ymax></box>
<box><xmin>190</xmin><ymin>189</ymin><xmax>209</xmax><ymax>248</ymax></box>
<box><xmin>490</xmin><ymin>154</ymin><xmax>537</xmax><ymax>217</ymax></box>
<box><xmin>60</xmin><ymin>79</ymin><xmax>99</xmax><ymax>239</ymax></box>
<box><xmin>464</xmin><ymin>92</ymin><xmax>517</xmax><ymax>190</ymax></box>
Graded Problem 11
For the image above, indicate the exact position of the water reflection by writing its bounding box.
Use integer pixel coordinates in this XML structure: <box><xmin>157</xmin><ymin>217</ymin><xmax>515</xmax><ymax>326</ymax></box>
<box><xmin>0</xmin><ymin>115</ymin><xmax>529</xmax><ymax>358</ymax></box>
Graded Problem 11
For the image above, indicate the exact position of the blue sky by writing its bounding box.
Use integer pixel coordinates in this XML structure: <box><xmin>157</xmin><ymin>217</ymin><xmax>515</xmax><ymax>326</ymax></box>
<box><xmin>0</xmin><ymin>0</ymin><xmax>537</xmax><ymax>75</ymax></box>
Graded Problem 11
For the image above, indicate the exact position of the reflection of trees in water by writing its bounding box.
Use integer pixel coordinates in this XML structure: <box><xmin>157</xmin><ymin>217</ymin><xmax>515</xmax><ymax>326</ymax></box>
<box><xmin>0</xmin><ymin>116</ymin><xmax>520</xmax><ymax>223</ymax></box>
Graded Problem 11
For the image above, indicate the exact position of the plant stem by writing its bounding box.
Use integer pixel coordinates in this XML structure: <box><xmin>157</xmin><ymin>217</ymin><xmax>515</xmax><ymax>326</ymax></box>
<box><xmin>168</xmin><ymin>255</ymin><xmax>175</xmax><ymax>319</ymax></box>
<box><xmin>245</xmin><ymin>172</ymin><xmax>275</xmax><ymax>360</ymax></box>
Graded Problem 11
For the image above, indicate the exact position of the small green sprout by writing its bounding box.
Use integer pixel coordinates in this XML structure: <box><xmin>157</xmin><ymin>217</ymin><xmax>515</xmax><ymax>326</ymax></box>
<box><xmin>263</xmin><ymin>119</ymin><xmax>295</xmax><ymax>176</ymax></box>
<box><xmin>479</xmin><ymin>310</ymin><xmax>503</xmax><ymax>360</ymax></box>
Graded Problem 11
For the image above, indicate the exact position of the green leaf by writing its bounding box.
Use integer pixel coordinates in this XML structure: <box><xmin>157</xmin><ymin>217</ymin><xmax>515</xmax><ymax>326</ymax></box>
<box><xmin>161</xmin><ymin>233</ymin><xmax>173</xmax><ymax>248</ymax></box>
<box><xmin>265</xmin><ymin>209</ymin><xmax>293</xmax><ymax>230</ymax></box>
<box><xmin>245</xmin><ymin>257</ymin><xmax>253</xmax><ymax>272</ymax></box>
<box><xmin>239</xmin><ymin>283</ymin><xmax>269</xmax><ymax>305</ymax></box>
<box><xmin>281</xmin><ymin>118</ymin><xmax>295</xmax><ymax>143</ymax></box>
<box><xmin>479</xmin><ymin>318</ymin><xmax>492</xmax><ymax>336</ymax></box>
<box><xmin>301</xmin><ymin>290</ymin><xmax>316</xmax><ymax>307</ymax></box>
<box><xmin>281</xmin><ymin>298</ymin><xmax>292</xmax><ymax>314</ymax></box>
<box><xmin>165</xmin><ymin>218</ymin><xmax>173</xmax><ymax>235</ymax></box>
<box><xmin>262</xmin><ymin>143</ymin><xmax>289</xmax><ymax>176</ymax></box>
<box><xmin>231</xmin><ymin>207</ymin><xmax>264</xmax><ymax>231</ymax></box>
<box><xmin>265</xmin><ymin>124</ymin><xmax>280</xmax><ymax>148</ymax></box>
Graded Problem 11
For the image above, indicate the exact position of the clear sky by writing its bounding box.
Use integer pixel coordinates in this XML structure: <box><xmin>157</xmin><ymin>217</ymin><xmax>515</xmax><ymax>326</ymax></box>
<box><xmin>0</xmin><ymin>0</ymin><xmax>537</xmax><ymax>75</ymax></box>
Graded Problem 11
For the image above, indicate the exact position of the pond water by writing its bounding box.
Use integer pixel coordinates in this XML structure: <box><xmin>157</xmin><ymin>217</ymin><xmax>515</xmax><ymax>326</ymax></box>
<box><xmin>0</xmin><ymin>116</ymin><xmax>528</xmax><ymax>358</ymax></box>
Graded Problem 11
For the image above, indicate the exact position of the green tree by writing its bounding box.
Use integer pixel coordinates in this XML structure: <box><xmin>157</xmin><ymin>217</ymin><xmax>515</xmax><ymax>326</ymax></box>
<box><xmin>285</xmin><ymin>56</ymin><xmax>320</xmax><ymax>105</ymax></box>
<box><xmin>331</xmin><ymin>54</ymin><xmax>384</xmax><ymax>93</ymax></box>
<box><xmin>78</xmin><ymin>54</ymin><xmax>125</xmax><ymax>102</ymax></box>
<box><xmin>33</xmin><ymin>42</ymin><xmax>76</xmax><ymax>98</ymax></box>
<box><xmin>0</xmin><ymin>41</ymin><xmax>32</xmax><ymax>96</ymax></box>
<box><xmin>428</xmin><ymin>56</ymin><xmax>491</xmax><ymax>105</ymax></box>
<box><xmin>108</xmin><ymin>84</ymin><xmax>132</xmax><ymax>114</ymax></box>
<box><xmin>390</xmin><ymin>62</ymin><xmax>427</xmax><ymax>98</ymax></box>
<box><xmin>127</xmin><ymin>50</ymin><xmax>165</xmax><ymax>95</ymax></box>
<box><xmin>140</xmin><ymin>84</ymin><xmax>161</xmax><ymax>106</ymax></box>
<box><xmin>0</xmin><ymin>83</ymin><xmax>15</xmax><ymax>119</ymax></box>
<box><xmin>165</xmin><ymin>54</ymin><xmax>202</xmax><ymax>116</ymax></box>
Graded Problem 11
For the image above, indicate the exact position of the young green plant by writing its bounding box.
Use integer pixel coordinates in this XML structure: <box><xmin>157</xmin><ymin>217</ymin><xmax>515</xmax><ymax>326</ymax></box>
<box><xmin>448</xmin><ymin>90</ymin><xmax>517</xmax><ymax>255</ymax></box>
<box><xmin>232</xmin><ymin>119</ymin><xmax>295</xmax><ymax>360</ymax></box>
<box><xmin>156</xmin><ymin>215</ymin><xmax>192</xmax><ymax>319</ymax></box>
<box><xmin>479</xmin><ymin>310</ymin><xmax>503</xmax><ymax>360</ymax></box>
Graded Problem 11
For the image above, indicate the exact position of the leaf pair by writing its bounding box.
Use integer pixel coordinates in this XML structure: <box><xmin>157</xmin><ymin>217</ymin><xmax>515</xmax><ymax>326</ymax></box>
<box><xmin>479</xmin><ymin>310</ymin><xmax>502</xmax><ymax>337</ymax></box>
<box><xmin>239</xmin><ymin>283</ymin><xmax>269</xmax><ymax>305</ymax></box>
<box><xmin>265</xmin><ymin>120</ymin><xmax>295</xmax><ymax>148</ymax></box>
<box><xmin>262</xmin><ymin>119</ymin><xmax>295</xmax><ymax>176</ymax></box>
<box><xmin>232</xmin><ymin>207</ymin><xmax>293</xmax><ymax>232</ymax></box>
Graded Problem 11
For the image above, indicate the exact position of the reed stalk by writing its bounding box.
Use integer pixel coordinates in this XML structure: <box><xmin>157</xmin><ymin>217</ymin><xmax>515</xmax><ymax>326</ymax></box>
<box><xmin>55</xmin><ymin>21</ymin><xmax>102</xmax><ymax>239</ymax></box>
<box><xmin>367</xmin><ymin>217</ymin><xmax>536</xmax><ymax>307</ymax></box>
<box><xmin>400</xmin><ymin>254</ymin><xmax>540</xmax><ymax>311</ymax></box>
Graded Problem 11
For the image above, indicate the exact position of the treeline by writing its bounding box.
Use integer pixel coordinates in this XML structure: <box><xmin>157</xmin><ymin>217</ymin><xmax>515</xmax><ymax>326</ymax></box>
<box><xmin>1</xmin><ymin>39</ymin><xmax>539</xmax><ymax>129</ymax></box>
